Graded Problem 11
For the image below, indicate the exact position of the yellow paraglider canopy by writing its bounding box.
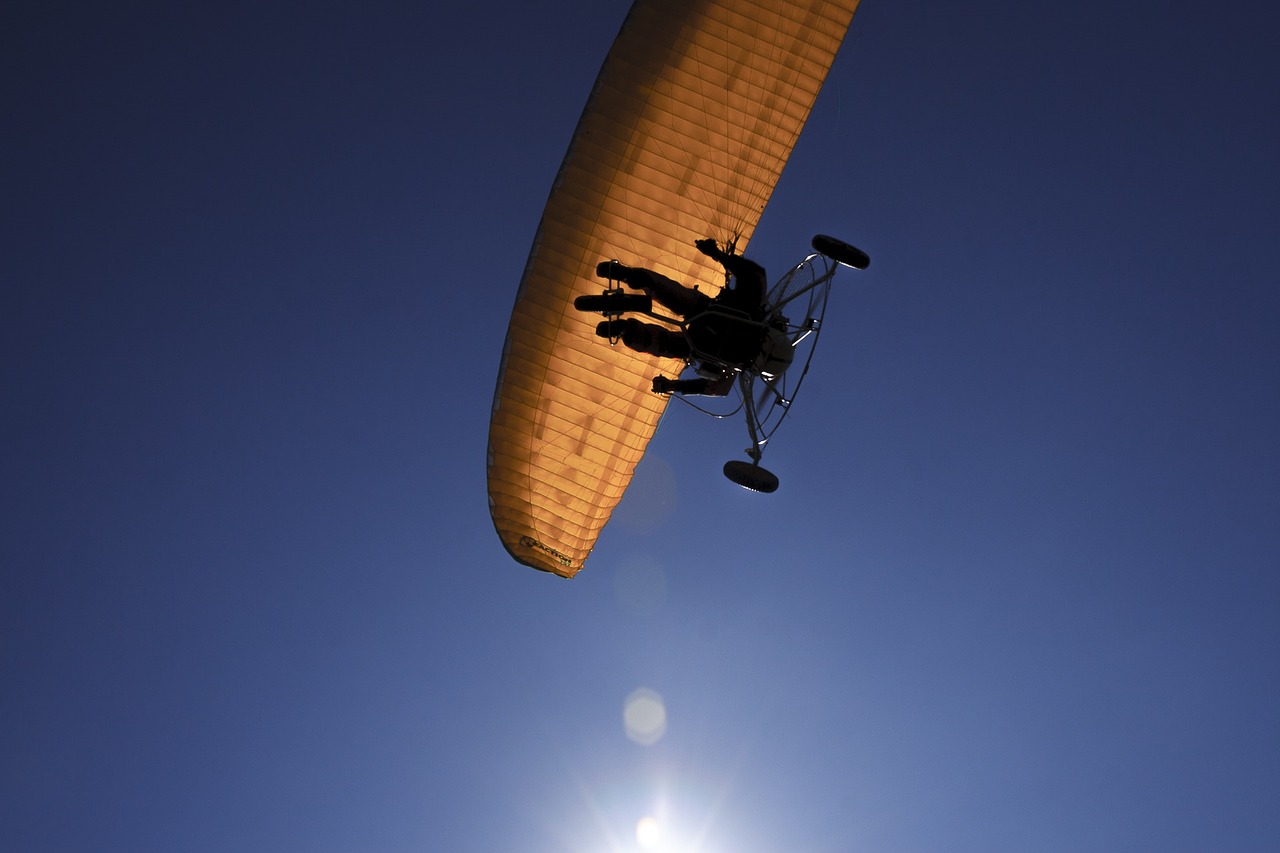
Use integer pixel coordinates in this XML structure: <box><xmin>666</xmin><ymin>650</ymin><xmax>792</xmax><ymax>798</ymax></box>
<box><xmin>488</xmin><ymin>0</ymin><xmax>861</xmax><ymax>576</ymax></box>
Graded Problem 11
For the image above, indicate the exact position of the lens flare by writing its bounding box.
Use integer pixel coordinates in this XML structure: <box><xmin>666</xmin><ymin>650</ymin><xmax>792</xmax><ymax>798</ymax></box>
<box><xmin>613</xmin><ymin>454</ymin><xmax>678</xmax><ymax>533</ymax></box>
<box><xmin>623</xmin><ymin>688</ymin><xmax>667</xmax><ymax>746</ymax></box>
<box><xmin>613</xmin><ymin>556</ymin><xmax>667</xmax><ymax>613</ymax></box>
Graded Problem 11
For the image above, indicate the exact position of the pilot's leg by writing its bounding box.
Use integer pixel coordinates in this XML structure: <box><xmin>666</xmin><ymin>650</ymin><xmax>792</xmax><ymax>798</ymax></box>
<box><xmin>597</xmin><ymin>319</ymin><xmax>690</xmax><ymax>360</ymax></box>
<box><xmin>597</xmin><ymin>262</ymin><xmax>710</xmax><ymax>317</ymax></box>
<box><xmin>641</xmin><ymin>270</ymin><xmax>711</xmax><ymax>317</ymax></box>
<box><xmin>652</xmin><ymin>374</ymin><xmax>734</xmax><ymax>396</ymax></box>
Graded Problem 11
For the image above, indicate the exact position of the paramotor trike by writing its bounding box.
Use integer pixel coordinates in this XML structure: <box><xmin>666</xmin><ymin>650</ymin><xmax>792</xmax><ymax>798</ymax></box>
<box><xmin>574</xmin><ymin>234</ymin><xmax>869</xmax><ymax>493</ymax></box>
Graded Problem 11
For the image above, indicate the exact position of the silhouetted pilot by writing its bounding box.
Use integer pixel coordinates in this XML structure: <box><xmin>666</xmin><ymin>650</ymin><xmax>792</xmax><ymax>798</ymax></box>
<box><xmin>595</xmin><ymin>238</ymin><xmax>768</xmax><ymax>395</ymax></box>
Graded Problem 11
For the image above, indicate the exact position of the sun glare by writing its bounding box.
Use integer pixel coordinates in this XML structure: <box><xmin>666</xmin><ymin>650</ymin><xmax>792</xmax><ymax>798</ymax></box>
<box><xmin>636</xmin><ymin>815</ymin><xmax>662</xmax><ymax>848</ymax></box>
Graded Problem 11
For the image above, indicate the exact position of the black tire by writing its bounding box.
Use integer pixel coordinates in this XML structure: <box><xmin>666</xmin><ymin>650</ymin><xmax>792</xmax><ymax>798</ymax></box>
<box><xmin>811</xmin><ymin>234</ymin><xmax>870</xmax><ymax>270</ymax></box>
<box><xmin>573</xmin><ymin>293</ymin><xmax>653</xmax><ymax>314</ymax></box>
<box><xmin>723</xmin><ymin>460</ymin><xmax>780</xmax><ymax>493</ymax></box>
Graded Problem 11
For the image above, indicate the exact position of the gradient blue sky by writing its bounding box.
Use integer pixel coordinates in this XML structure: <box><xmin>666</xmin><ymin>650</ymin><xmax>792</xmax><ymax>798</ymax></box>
<box><xmin>4</xmin><ymin>1</ymin><xmax>1278</xmax><ymax>851</ymax></box>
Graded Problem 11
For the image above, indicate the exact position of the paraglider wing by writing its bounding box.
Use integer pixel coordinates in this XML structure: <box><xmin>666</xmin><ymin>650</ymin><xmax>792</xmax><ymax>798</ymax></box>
<box><xmin>488</xmin><ymin>0</ymin><xmax>861</xmax><ymax>576</ymax></box>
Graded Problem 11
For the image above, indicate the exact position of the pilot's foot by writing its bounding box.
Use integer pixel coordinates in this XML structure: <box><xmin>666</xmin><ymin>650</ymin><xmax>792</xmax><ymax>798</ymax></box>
<box><xmin>596</xmin><ymin>260</ymin><xmax>631</xmax><ymax>282</ymax></box>
<box><xmin>652</xmin><ymin>376</ymin><xmax>673</xmax><ymax>394</ymax></box>
<box><xmin>598</xmin><ymin>318</ymin><xmax>641</xmax><ymax>339</ymax></box>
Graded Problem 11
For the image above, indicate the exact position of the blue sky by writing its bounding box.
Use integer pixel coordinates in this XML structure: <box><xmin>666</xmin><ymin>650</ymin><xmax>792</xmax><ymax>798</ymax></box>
<box><xmin>4</xmin><ymin>1</ymin><xmax>1278</xmax><ymax>851</ymax></box>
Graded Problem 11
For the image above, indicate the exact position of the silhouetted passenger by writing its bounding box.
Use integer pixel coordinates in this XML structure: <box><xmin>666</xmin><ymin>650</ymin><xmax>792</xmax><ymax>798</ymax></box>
<box><xmin>594</xmin><ymin>238</ymin><xmax>768</xmax><ymax>393</ymax></box>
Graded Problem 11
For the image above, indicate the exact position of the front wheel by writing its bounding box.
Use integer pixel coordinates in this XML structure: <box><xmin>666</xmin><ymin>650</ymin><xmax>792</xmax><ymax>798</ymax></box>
<box><xmin>573</xmin><ymin>293</ymin><xmax>653</xmax><ymax>314</ymax></box>
<box><xmin>811</xmin><ymin>234</ymin><xmax>870</xmax><ymax>270</ymax></box>
<box><xmin>723</xmin><ymin>460</ymin><xmax>779</xmax><ymax>493</ymax></box>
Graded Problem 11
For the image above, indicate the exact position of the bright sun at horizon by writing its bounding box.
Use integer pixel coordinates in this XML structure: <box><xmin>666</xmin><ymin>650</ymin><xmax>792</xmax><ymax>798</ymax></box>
<box><xmin>636</xmin><ymin>815</ymin><xmax>662</xmax><ymax>847</ymax></box>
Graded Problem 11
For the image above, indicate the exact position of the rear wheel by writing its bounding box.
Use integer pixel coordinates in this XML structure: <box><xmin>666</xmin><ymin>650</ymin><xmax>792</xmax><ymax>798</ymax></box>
<box><xmin>811</xmin><ymin>234</ymin><xmax>870</xmax><ymax>270</ymax></box>
<box><xmin>574</xmin><ymin>293</ymin><xmax>653</xmax><ymax>314</ymax></box>
<box><xmin>723</xmin><ymin>460</ymin><xmax>779</xmax><ymax>493</ymax></box>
